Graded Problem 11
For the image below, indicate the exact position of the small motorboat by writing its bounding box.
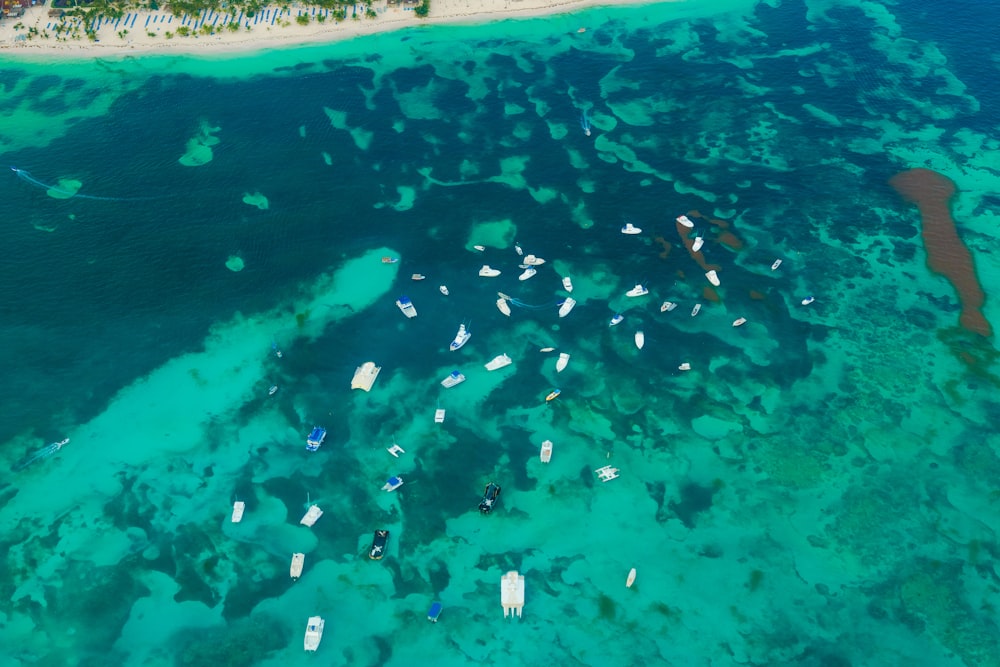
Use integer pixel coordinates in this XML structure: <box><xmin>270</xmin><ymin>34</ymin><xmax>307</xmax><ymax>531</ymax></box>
<box><xmin>626</xmin><ymin>568</ymin><xmax>637</xmax><ymax>588</ymax></box>
<box><xmin>441</xmin><ymin>370</ymin><xmax>466</xmax><ymax>388</ymax></box>
<box><xmin>621</xmin><ymin>223</ymin><xmax>642</xmax><ymax>235</ymax></box>
<box><xmin>382</xmin><ymin>475</ymin><xmax>404</xmax><ymax>492</ymax></box>
<box><xmin>660</xmin><ymin>301</ymin><xmax>677</xmax><ymax>313</ymax></box>
<box><xmin>439</xmin><ymin>285</ymin><xmax>450</xmax><ymax>295</ymax></box>
<box><xmin>705</xmin><ymin>270</ymin><xmax>720</xmax><ymax>287</ymax></box>
<box><xmin>291</xmin><ymin>553</ymin><xmax>305</xmax><ymax>579</ymax></box>
<box><xmin>381</xmin><ymin>257</ymin><xmax>399</xmax><ymax>264</ymax></box>
<box><xmin>595</xmin><ymin>465</ymin><xmax>620</xmax><ymax>482</ymax></box>
<box><xmin>496</xmin><ymin>298</ymin><xmax>512</xmax><ymax>317</ymax></box>
<box><xmin>268</xmin><ymin>385</ymin><xmax>278</xmax><ymax>396</ymax></box>
<box><xmin>626</xmin><ymin>284</ymin><xmax>649</xmax><ymax>297</ymax></box>
<box><xmin>802</xmin><ymin>296</ymin><xmax>815</xmax><ymax>305</ymax></box>
<box><xmin>231</xmin><ymin>501</ymin><xmax>246</xmax><ymax>523</ymax></box>
<box><xmin>473</xmin><ymin>245</ymin><xmax>486</xmax><ymax>252</ymax></box>
<box><xmin>523</xmin><ymin>254</ymin><xmax>546</xmax><ymax>266</ymax></box>
<box><xmin>369</xmin><ymin>530</ymin><xmax>389</xmax><ymax>560</ymax></box>
<box><xmin>679</xmin><ymin>362</ymin><xmax>691</xmax><ymax>371</ymax></box>
<box><xmin>306</xmin><ymin>426</ymin><xmax>327</xmax><ymax>452</ymax></box>
<box><xmin>479</xmin><ymin>482</ymin><xmax>501</xmax><ymax>514</ymax></box>
<box><xmin>479</xmin><ymin>265</ymin><xmax>501</xmax><ymax>277</ymax></box>
<box><xmin>428</xmin><ymin>602</ymin><xmax>443</xmax><ymax>623</ymax></box>
<box><xmin>434</xmin><ymin>408</ymin><xmax>446</xmax><ymax>424</ymax></box>
<box><xmin>558</xmin><ymin>297</ymin><xmax>577</xmax><ymax>318</ymax></box>
<box><xmin>556</xmin><ymin>352</ymin><xmax>570</xmax><ymax>373</ymax></box>
<box><xmin>300</xmin><ymin>505</ymin><xmax>323</xmax><ymax>527</ymax></box>
<box><xmin>515</xmin><ymin>243</ymin><xmax>523</xmax><ymax>256</ymax></box>
<box><xmin>771</xmin><ymin>259</ymin><xmax>782</xmax><ymax>271</ymax></box>
<box><xmin>609</xmin><ymin>313</ymin><xmax>624</xmax><ymax>326</ymax></box>
<box><xmin>303</xmin><ymin>616</ymin><xmax>325</xmax><ymax>652</ymax></box>
<box><xmin>635</xmin><ymin>331</ymin><xmax>645</xmax><ymax>350</ymax></box>
<box><xmin>691</xmin><ymin>303</ymin><xmax>702</xmax><ymax>317</ymax></box>
<box><xmin>412</xmin><ymin>273</ymin><xmax>426</xmax><ymax>281</ymax></box>
<box><xmin>518</xmin><ymin>267</ymin><xmax>537</xmax><ymax>281</ymax></box>
<box><xmin>539</xmin><ymin>347</ymin><xmax>556</xmax><ymax>353</ymax></box>
<box><xmin>577</xmin><ymin>27</ymin><xmax>586</xmax><ymax>33</ymax></box>
<box><xmin>676</xmin><ymin>214</ymin><xmax>694</xmax><ymax>228</ymax></box>
<box><xmin>396</xmin><ymin>296</ymin><xmax>418</xmax><ymax>318</ymax></box>
<box><xmin>562</xmin><ymin>276</ymin><xmax>573</xmax><ymax>292</ymax></box>
<box><xmin>545</xmin><ymin>389</ymin><xmax>561</xmax><ymax>402</ymax></box>
<box><xmin>485</xmin><ymin>354</ymin><xmax>512</xmax><ymax>371</ymax></box>
<box><xmin>539</xmin><ymin>440</ymin><xmax>553</xmax><ymax>463</ymax></box>
<box><xmin>732</xmin><ymin>317</ymin><xmax>747</xmax><ymax>327</ymax></box>
<box><xmin>691</xmin><ymin>236</ymin><xmax>704</xmax><ymax>252</ymax></box>
<box><xmin>449</xmin><ymin>323</ymin><xmax>471</xmax><ymax>351</ymax></box>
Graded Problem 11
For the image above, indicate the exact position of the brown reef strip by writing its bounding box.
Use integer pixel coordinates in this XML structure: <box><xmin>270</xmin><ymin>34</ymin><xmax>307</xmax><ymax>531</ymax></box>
<box><xmin>889</xmin><ymin>168</ymin><xmax>992</xmax><ymax>337</ymax></box>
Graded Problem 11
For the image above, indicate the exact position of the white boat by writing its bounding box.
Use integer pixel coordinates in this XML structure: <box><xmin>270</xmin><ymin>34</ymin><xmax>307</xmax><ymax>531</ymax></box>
<box><xmin>676</xmin><ymin>214</ymin><xmax>694</xmax><ymax>228</ymax></box>
<box><xmin>621</xmin><ymin>223</ymin><xmax>642</xmax><ymax>235</ymax></box>
<box><xmin>501</xmin><ymin>571</ymin><xmax>526</xmax><ymax>618</ymax></box>
<box><xmin>556</xmin><ymin>352</ymin><xmax>570</xmax><ymax>373</ymax></box>
<box><xmin>802</xmin><ymin>296</ymin><xmax>815</xmax><ymax>305</ymax></box>
<box><xmin>679</xmin><ymin>362</ymin><xmax>691</xmax><ymax>371</ymax></box>
<box><xmin>771</xmin><ymin>259</ymin><xmax>782</xmax><ymax>271</ymax></box>
<box><xmin>540</xmin><ymin>440</ymin><xmax>553</xmax><ymax>463</ymax></box>
<box><xmin>523</xmin><ymin>254</ymin><xmax>546</xmax><ymax>266</ymax></box>
<box><xmin>439</xmin><ymin>285</ymin><xmax>449</xmax><ymax>295</ymax></box>
<box><xmin>732</xmin><ymin>317</ymin><xmax>747</xmax><ymax>327</ymax></box>
<box><xmin>449</xmin><ymin>324</ymin><xmax>471</xmax><ymax>351</ymax></box>
<box><xmin>562</xmin><ymin>276</ymin><xmax>573</xmax><ymax>292</ymax></box>
<box><xmin>387</xmin><ymin>443</ymin><xmax>406</xmax><ymax>458</ymax></box>
<box><xmin>268</xmin><ymin>385</ymin><xmax>278</xmax><ymax>396</ymax></box>
<box><xmin>485</xmin><ymin>354</ymin><xmax>512</xmax><ymax>371</ymax></box>
<box><xmin>290</xmin><ymin>553</ymin><xmax>305</xmax><ymax>579</ymax></box>
<box><xmin>434</xmin><ymin>408</ymin><xmax>446</xmax><ymax>424</ymax></box>
<box><xmin>691</xmin><ymin>236</ymin><xmax>704</xmax><ymax>252</ymax></box>
<box><xmin>479</xmin><ymin>265</ymin><xmax>501</xmax><ymax>277</ymax></box>
<box><xmin>609</xmin><ymin>313</ymin><xmax>624</xmax><ymax>326</ymax></box>
<box><xmin>300</xmin><ymin>505</ymin><xmax>323</xmax><ymax>527</ymax></box>
<box><xmin>539</xmin><ymin>347</ymin><xmax>556</xmax><ymax>353</ymax></box>
<box><xmin>635</xmin><ymin>331</ymin><xmax>645</xmax><ymax>350</ymax></box>
<box><xmin>303</xmin><ymin>616</ymin><xmax>325</xmax><ymax>652</ymax></box>
<box><xmin>473</xmin><ymin>244</ymin><xmax>486</xmax><ymax>251</ymax></box>
<box><xmin>626</xmin><ymin>284</ymin><xmax>648</xmax><ymax>297</ymax></box>
<box><xmin>691</xmin><ymin>303</ymin><xmax>701</xmax><ymax>317</ymax></box>
<box><xmin>626</xmin><ymin>568</ymin><xmax>637</xmax><ymax>588</ymax></box>
<box><xmin>396</xmin><ymin>296</ymin><xmax>417</xmax><ymax>318</ymax></box>
<box><xmin>231</xmin><ymin>501</ymin><xmax>245</xmax><ymax>523</ymax></box>
<box><xmin>595</xmin><ymin>465</ymin><xmax>620</xmax><ymax>482</ymax></box>
<box><xmin>411</xmin><ymin>273</ymin><xmax>426</xmax><ymax>281</ymax></box>
<box><xmin>515</xmin><ymin>243</ymin><xmax>523</xmax><ymax>256</ymax></box>
<box><xmin>496</xmin><ymin>298</ymin><xmax>511</xmax><ymax>317</ymax></box>
<box><xmin>382</xmin><ymin>475</ymin><xmax>404</xmax><ymax>492</ymax></box>
<box><xmin>660</xmin><ymin>301</ymin><xmax>677</xmax><ymax>312</ymax></box>
<box><xmin>705</xmin><ymin>270</ymin><xmax>720</xmax><ymax>287</ymax></box>
<box><xmin>518</xmin><ymin>267</ymin><xmax>537</xmax><ymax>281</ymax></box>
<box><xmin>351</xmin><ymin>362</ymin><xmax>381</xmax><ymax>392</ymax></box>
<box><xmin>558</xmin><ymin>297</ymin><xmax>577</xmax><ymax>318</ymax></box>
<box><xmin>441</xmin><ymin>370</ymin><xmax>466</xmax><ymax>388</ymax></box>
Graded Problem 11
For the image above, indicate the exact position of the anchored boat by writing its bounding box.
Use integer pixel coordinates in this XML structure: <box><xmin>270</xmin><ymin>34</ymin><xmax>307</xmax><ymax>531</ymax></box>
<box><xmin>369</xmin><ymin>530</ymin><xmax>390</xmax><ymax>560</ymax></box>
<box><xmin>540</xmin><ymin>440</ymin><xmax>553</xmax><ymax>463</ymax></box>
<box><xmin>303</xmin><ymin>616</ymin><xmax>325</xmax><ymax>652</ymax></box>
<box><xmin>306</xmin><ymin>427</ymin><xmax>327</xmax><ymax>451</ymax></box>
<box><xmin>450</xmin><ymin>324</ymin><xmax>471</xmax><ymax>351</ymax></box>
<box><xmin>351</xmin><ymin>362</ymin><xmax>381</xmax><ymax>391</ymax></box>
<box><xmin>396</xmin><ymin>296</ymin><xmax>417</xmax><ymax>318</ymax></box>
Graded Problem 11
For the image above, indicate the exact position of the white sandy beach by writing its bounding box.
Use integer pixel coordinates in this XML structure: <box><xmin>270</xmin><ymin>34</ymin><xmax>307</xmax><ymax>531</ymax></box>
<box><xmin>0</xmin><ymin>0</ymin><xmax>654</xmax><ymax>56</ymax></box>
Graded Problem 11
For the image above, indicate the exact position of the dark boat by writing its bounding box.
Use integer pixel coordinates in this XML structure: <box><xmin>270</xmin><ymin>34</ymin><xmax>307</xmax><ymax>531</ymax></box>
<box><xmin>479</xmin><ymin>482</ymin><xmax>501</xmax><ymax>514</ymax></box>
<box><xmin>369</xmin><ymin>530</ymin><xmax>389</xmax><ymax>560</ymax></box>
<box><xmin>427</xmin><ymin>602</ymin><xmax>443</xmax><ymax>623</ymax></box>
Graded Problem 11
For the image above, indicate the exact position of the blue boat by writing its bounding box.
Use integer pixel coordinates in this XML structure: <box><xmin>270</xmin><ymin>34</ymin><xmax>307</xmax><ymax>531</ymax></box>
<box><xmin>427</xmin><ymin>602</ymin><xmax>443</xmax><ymax>622</ymax></box>
<box><xmin>306</xmin><ymin>427</ymin><xmax>326</xmax><ymax>451</ymax></box>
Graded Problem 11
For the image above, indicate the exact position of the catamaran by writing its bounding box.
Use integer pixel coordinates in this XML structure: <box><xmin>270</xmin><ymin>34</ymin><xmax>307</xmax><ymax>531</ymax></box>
<box><xmin>396</xmin><ymin>296</ymin><xmax>417</xmax><ymax>318</ymax></box>
<box><xmin>450</xmin><ymin>323</ymin><xmax>471</xmax><ymax>351</ymax></box>
<box><xmin>351</xmin><ymin>362</ymin><xmax>381</xmax><ymax>392</ymax></box>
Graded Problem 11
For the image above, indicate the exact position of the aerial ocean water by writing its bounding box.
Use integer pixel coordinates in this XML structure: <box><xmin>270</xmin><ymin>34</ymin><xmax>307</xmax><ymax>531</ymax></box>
<box><xmin>1</xmin><ymin>0</ymin><xmax>998</xmax><ymax>665</ymax></box>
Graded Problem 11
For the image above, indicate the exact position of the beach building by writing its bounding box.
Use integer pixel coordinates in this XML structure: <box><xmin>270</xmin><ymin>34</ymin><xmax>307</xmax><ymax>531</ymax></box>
<box><xmin>1</xmin><ymin>0</ymin><xmax>33</xmax><ymax>19</ymax></box>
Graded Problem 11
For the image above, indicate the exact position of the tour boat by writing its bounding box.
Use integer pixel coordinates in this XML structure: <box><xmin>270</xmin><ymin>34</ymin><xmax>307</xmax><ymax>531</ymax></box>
<box><xmin>303</xmin><ymin>616</ymin><xmax>325</xmax><ymax>652</ymax></box>
<box><xmin>473</xmin><ymin>245</ymin><xmax>486</xmax><ymax>252</ymax></box>
<box><xmin>369</xmin><ymin>530</ymin><xmax>390</xmax><ymax>560</ymax></box>
<box><xmin>351</xmin><ymin>362</ymin><xmax>381</xmax><ymax>392</ymax></box>
<box><xmin>479</xmin><ymin>482</ymin><xmax>502</xmax><ymax>514</ymax></box>
<box><xmin>382</xmin><ymin>475</ymin><xmax>404</xmax><ymax>492</ymax></box>
<box><xmin>635</xmin><ymin>331</ymin><xmax>645</xmax><ymax>350</ymax></box>
<box><xmin>691</xmin><ymin>303</ymin><xmax>702</xmax><ymax>317</ymax></box>
<box><xmin>450</xmin><ymin>323</ymin><xmax>471</xmax><ymax>351</ymax></box>
<box><xmin>621</xmin><ymin>222</ymin><xmax>642</xmax><ymax>235</ymax></box>
<box><xmin>300</xmin><ymin>505</ymin><xmax>323</xmax><ymax>527</ymax></box>
<box><xmin>290</xmin><ymin>553</ymin><xmax>305</xmax><ymax>579</ymax></box>
<box><xmin>691</xmin><ymin>236</ymin><xmax>704</xmax><ymax>252</ymax></box>
<box><xmin>679</xmin><ymin>362</ymin><xmax>691</xmax><ymax>371</ymax></box>
<box><xmin>439</xmin><ymin>285</ymin><xmax>450</xmax><ymax>295</ymax></box>
<box><xmin>609</xmin><ymin>313</ymin><xmax>624</xmax><ymax>326</ymax></box>
<box><xmin>595</xmin><ymin>465</ymin><xmax>620</xmax><ymax>482</ymax></box>
<box><xmin>485</xmin><ymin>354</ymin><xmax>512</xmax><ymax>371</ymax></box>
<box><xmin>732</xmin><ymin>317</ymin><xmax>747</xmax><ymax>327</ymax></box>
<box><xmin>676</xmin><ymin>214</ymin><xmax>694</xmax><ymax>228</ymax></box>
<box><xmin>434</xmin><ymin>408</ymin><xmax>446</xmax><ymax>423</ymax></box>
<box><xmin>396</xmin><ymin>296</ymin><xmax>417</xmax><ymax>318</ymax></box>
<box><xmin>496</xmin><ymin>297</ymin><xmax>512</xmax><ymax>316</ymax></box>
<box><xmin>518</xmin><ymin>267</ymin><xmax>537</xmax><ymax>281</ymax></box>
<box><xmin>501</xmin><ymin>570</ymin><xmax>525</xmax><ymax>618</ymax></box>
<box><xmin>660</xmin><ymin>301</ymin><xmax>677</xmax><ymax>312</ymax></box>
<box><xmin>705</xmin><ymin>270</ymin><xmax>720</xmax><ymax>287</ymax></box>
<box><xmin>412</xmin><ymin>273</ymin><xmax>426</xmax><ymax>281</ymax></box>
<box><xmin>626</xmin><ymin>284</ymin><xmax>648</xmax><ymax>297</ymax></box>
<box><xmin>381</xmin><ymin>257</ymin><xmax>399</xmax><ymax>264</ymax></box>
<box><xmin>562</xmin><ymin>276</ymin><xmax>573</xmax><ymax>292</ymax></box>
<box><xmin>802</xmin><ymin>296</ymin><xmax>815</xmax><ymax>305</ymax></box>
<box><xmin>231</xmin><ymin>501</ymin><xmax>246</xmax><ymax>523</ymax></box>
<box><xmin>545</xmin><ymin>389</ymin><xmax>561</xmax><ymax>402</ymax></box>
<box><xmin>771</xmin><ymin>259</ymin><xmax>782</xmax><ymax>271</ymax></box>
<box><xmin>626</xmin><ymin>568</ymin><xmax>637</xmax><ymax>588</ymax></box>
<box><xmin>523</xmin><ymin>254</ymin><xmax>546</xmax><ymax>266</ymax></box>
<box><xmin>558</xmin><ymin>297</ymin><xmax>577</xmax><ymax>318</ymax></box>
<box><xmin>428</xmin><ymin>602</ymin><xmax>443</xmax><ymax>623</ymax></box>
<box><xmin>441</xmin><ymin>370</ymin><xmax>466</xmax><ymax>388</ymax></box>
<box><xmin>556</xmin><ymin>352</ymin><xmax>570</xmax><ymax>373</ymax></box>
<box><xmin>540</xmin><ymin>440</ymin><xmax>553</xmax><ymax>463</ymax></box>
<box><xmin>479</xmin><ymin>265</ymin><xmax>501</xmax><ymax>277</ymax></box>
<box><xmin>306</xmin><ymin>427</ymin><xmax>327</xmax><ymax>451</ymax></box>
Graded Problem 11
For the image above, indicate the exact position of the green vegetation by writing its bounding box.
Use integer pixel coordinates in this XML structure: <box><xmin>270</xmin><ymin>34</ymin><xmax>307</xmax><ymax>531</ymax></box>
<box><xmin>414</xmin><ymin>0</ymin><xmax>430</xmax><ymax>18</ymax></box>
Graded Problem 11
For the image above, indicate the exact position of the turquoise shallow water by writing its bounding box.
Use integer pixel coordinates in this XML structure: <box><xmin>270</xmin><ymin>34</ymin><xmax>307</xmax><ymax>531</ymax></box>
<box><xmin>2</xmin><ymin>1</ymin><xmax>999</xmax><ymax>665</ymax></box>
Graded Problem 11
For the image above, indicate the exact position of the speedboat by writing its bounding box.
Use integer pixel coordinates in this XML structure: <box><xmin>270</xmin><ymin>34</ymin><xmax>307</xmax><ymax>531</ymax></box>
<box><xmin>626</xmin><ymin>284</ymin><xmax>648</xmax><ymax>297</ymax></box>
<box><xmin>635</xmin><ymin>331</ymin><xmax>645</xmax><ymax>350</ymax></box>
<box><xmin>691</xmin><ymin>303</ymin><xmax>702</xmax><ymax>317</ymax></box>
<box><xmin>306</xmin><ymin>427</ymin><xmax>327</xmax><ymax>451</ymax></box>
<box><xmin>473</xmin><ymin>245</ymin><xmax>486</xmax><ymax>251</ymax></box>
<box><xmin>434</xmin><ymin>408</ymin><xmax>446</xmax><ymax>423</ymax></box>
<box><xmin>732</xmin><ymin>317</ymin><xmax>747</xmax><ymax>327</ymax></box>
<box><xmin>369</xmin><ymin>530</ymin><xmax>390</xmax><ymax>560</ymax></box>
<box><xmin>802</xmin><ymin>296</ymin><xmax>815</xmax><ymax>305</ymax></box>
<box><xmin>523</xmin><ymin>254</ymin><xmax>546</xmax><ymax>266</ymax></box>
<box><xmin>558</xmin><ymin>297</ymin><xmax>577</xmax><ymax>318</ymax></box>
<box><xmin>396</xmin><ymin>296</ymin><xmax>417</xmax><ymax>318</ymax></box>
<box><xmin>595</xmin><ymin>465</ymin><xmax>620</xmax><ymax>482</ymax></box>
<box><xmin>290</xmin><ymin>553</ymin><xmax>305</xmax><ymax>579</ymax></box>
<box><xmin>610</xmin><ymin>313</ymin><xmax>624</xmax><ymax>326</ymax></box>
<box><xmin>691</xmin><ymin>236</ymin><xmax>704</xmax><ymax>252</ymax></box>
<box><xmin>771</xmin><ymin>259</ymin><xmax>782</xmax><ymax>271</ymax></box>
<box><xmin>449</xmin><ymin>323</ymin><xmax>471</xmax><ymax>351</ymax></box>
<box><xmin>621</xmin><ymin>223</ymin><xmax>642</xmax><ymax>235</ymax></box>
<box><xmin>562</xmin><ymin>276</ymin><xmax>573</xmax><ymax>292</ymax></box>
<box><xmin>412</xmin><ymin>273</ymin><xmax>426</xmax><ymax>281</ymax></box>
<box><xmin>300</xmin><ymin>505</ymin><xmax>323</xmax><ymax>527</ymax></box>
<box><xmin>485</xmin><ymin>354</ymin><xmax>512</xmax><ymax>371</ymax></box>
<box><xmin>556</xmin><ymin>352</ymin><xmax>570</xmax><ymax>373</ymax></box>
<box><xmin>676</xmin><ymin>214</ymin><xmax>694</xmax><ymax>228</ymax></box>
<box><xmin>545</xmin><ymin>389</ymin><xmax>561</xmax><ymax>402</ymax></box>
<box><xmin>382</xmin><ymin>475</ymin><xmax>404</xmax><ymax>492</ymax></box>
<box><xmin>441</xmin><ymin>370</ymin><xmax>466</xmax><ymax>388</ymax></box>
<box><xmin>626</xmin><ymin>568</ymin><xmax>637</xmax><ymax>588</ymax></box>
<box><xmin>496</xmin><ymin>298</ymin><xmax>511</xmax><ymax>316</ymax></box>
<box><xmin>518</xmin><ymin>267</ymin><xmax>537</xmax><ymax>281</ymax></box>
<box><xmin>231</xmin><ymin>501</ymin><xmax>246</xmax><ymax>523</ymax></box>
<box><xmin>439</xmin><ymin>285</ymin><xmax>450</xmax><ymax>295</ymax></box>
<box><xmin>679</xmin><ymin>362</ymin><xmax>691</xmax><ymax>371</ymax></box>
<box><xmin>515</xmin><ymin>243</ymin><xmax>523</xmax><ymax>256</ymax></box>
<box><xmin>479</xmin><ymin>265</ymin><xmax>501</xmax><ymax>277</ymax></box>
<box><xmin>303</xmin><ymin>616</ymin><xmax>325</xmax><ymax>652</ymax></box>
<box><xmin>660</xmin><ymin>301</ymin><xmax>677</xmax><ymax>312</ymax></box>
<box><xmin>540</xmin><ymin>440</ymin><xmax>553</xmax><ymax>463</ymax></box>
<box><xmin>381</xmin><ymin>257</ymin><xmax>399</xmax><ymax>264</ymax></box>
<box><xmin>479</xmin><ymin>482</ymin><xmax>501</xmax><ymax>513</ymax></box>
<box><xmin>351</xmin><ymin>362</ymin><xmax>381</xmax><ymax>392</ymax></box>
<box><xmin>428</xmin><ymin>602</ymin><xmax>443</xmax><ymax>623</ymax></box>
<box><xmin>705</xmin><ymin>270</ymin><xmax>720</xmax><ymax>287</ymax></box>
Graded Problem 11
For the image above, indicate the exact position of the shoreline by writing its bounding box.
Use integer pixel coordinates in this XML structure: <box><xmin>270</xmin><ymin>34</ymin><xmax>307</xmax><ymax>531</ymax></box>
<box><xmin>0</xmin><ymin>0</ymin><xmax>661</xmax><ymax>58</ymax></box>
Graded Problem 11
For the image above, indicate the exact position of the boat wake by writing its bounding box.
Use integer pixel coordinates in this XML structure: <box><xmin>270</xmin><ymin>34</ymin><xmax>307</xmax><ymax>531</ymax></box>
<box><xmin>11</xmin><ymin>167</ymin><xmax>166</xmax><ymax>202</ymax></box>
<box><xmin>12</xmin><ymin>439</ymin><xmax>68</xmax><ymax>472</ymax></box>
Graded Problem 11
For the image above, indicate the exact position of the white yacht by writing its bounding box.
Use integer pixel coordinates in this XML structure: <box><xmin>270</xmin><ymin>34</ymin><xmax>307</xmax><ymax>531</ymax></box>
<box><xmin>771</xmin><ymin>259</ymin><xmax>782</xmax><ymax>271</ymax></box>
<box><xmin>523</xmin><ymin>254</ymin><xmax>546</xmax><ymax>266</ymax></box>
<box><xmin>290</xmin><ymin>553</ymin><xmax>305</xmax><ymax>579</ymax></box>
<box><xmin>540</xmin><ymin>440</ymin><xmax>553</xmax><ymax>463</ymax></box>
<box><xmin>562</xmin><ymin>276</ymin><xmax>573</xmax><ymax>292</ymax></box>
<box><xmin>609</xmin><ymin>313</ymin><xmax>624</xmax><ymax>326</ymax></box>
<box><xmin>485</xmin><ymin>354</ymin><xmax>512</xmax><ymax>371</ymax></box>
<box><xmin>556</xmin><ymin>352</ymin><xmax>570</xmax><ymax>373</ymax></box>
<box><xmin>705</xmin><ymin>270</ymin><xmax>720</xmax><ymax>287</ymax></box>
<box><xmin>231</xmin><ymin>501</ymin><xmax>245</xmax><ymax>523</ymax></box>
<box><xmin>732</xmin><ymin>317</ymin><xmax>747</xmax><ymax>327</ymax></box>
<box><xmin>802</xmin><ymin>296</ymin><xmax>815</xmax><ymax>306</ymax></box>
<box><xmin>303</xmin><ymin>616</ymin><xmax>325</xmax><ymax>652</ymax></box>
<box><xmin>679</xmin><ymin>362</ymin><xmax>691</xmax><ymax>371</ymax></box>
<box><xmin>396</xmin><ymin>296</ymin><xmax>417</xmax><ymax>318</ymax></box>
<box><xmin>660</xmin><ymin>301</ymin><xmax>677</xmax><ymax>312</ymax></box>
<box><xmin>635</xmin><ymin>331</ymin><xmax>645</xmax><ymax>350</ymax></box>
<box><xmin>351</xmin><ymin>362</ymin><xmax>381</xmax><ymax>392</ymax></box>
<box><xmin>441</xmin><ymin>370</ymin><xmax>466</xmax><ymax>388</ymax></box>
<box><xmin>473</xmin><ymin>244</ymin><xmax>486</xmax><ymax>252</ymax></box>
<box><xmin>691</xmin><ymin>236</ymin><xmax>704</xmax><ymax>252</ymax></box>
<box><xmin>434</xmin><ymin>408</ymin><xmax>446</xmax><ymax>423</ymax></box>
<box><xmin>300</xmin><ymin>505</ymin><xmax>323</xmax><ymax>527</ymax></box>
<box><xmin>479</xmin><ymin>265</ymin><xmax>501</xmax><ymax>277</ymax></box>
<box><xmin>439</xmin><ymin>285</ymin><xmax>450</xmax><ymax>295</ymax></box>
<box><xmin>411</xmin><ymin>273</ymin><xmax>426</xmax><ymax>281</ymax></box>
<box><xmin>518</xmin><ymin>267</ymin><xmax>537</xmax><ymax>281</ymax></box>
<box><xmin>676</xmin><ymin>214</ymin><xmax>694</xmax><ymax>228</ymax></box>
<box><xmin>450</xmin><ymin>324</ymin><xmax>471</xmax><ymax>351</ymax></box>
<box><xmin>558</xmin><ymin>297</ymin><xmax>577</xmax><ymax>318</ymax></box>
<box><xmin>621</xmin><ymin>222</ymin><xmax>642</xmax><ymax>235</ymax></box>
<box><xmin>496</xmin><ymin>297</ymin><xmax>511</xmax><ymax>317</ymax></box>
<box><xmin>501</xmin><ymin>571</ymin><xmax>525</xmax><ymax>618</ymax></box>
<box><xmin>691</xmin><ymin>303</ymin><xmax>702</xmax><ymax>317</ymax></box>
<box><xmin>626</xmin><ymin>284</ymin><xmax>648</xmax><ymax>297</ymax></box>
